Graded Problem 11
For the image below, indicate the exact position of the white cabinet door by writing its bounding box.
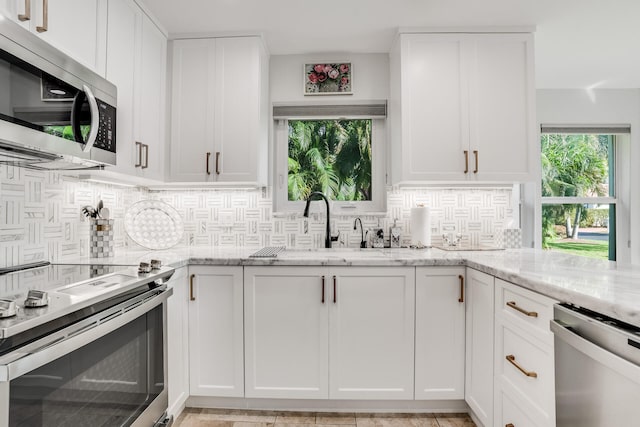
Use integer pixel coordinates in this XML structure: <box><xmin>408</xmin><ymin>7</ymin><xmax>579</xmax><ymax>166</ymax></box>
<box><xmin>166</xmin><ymin>267</ymin><xmax>189</xmax><ymax>416</ymax></box>
<box><xmin>34</xmin><ymin>0</ymin><xmax>107</xmax><ymax>73</ymax></box>
<box><xmin>214</xmin><ymin>37</ymin><xmax>265</xmax><ymax>183</ymax></box>
<box><xmin>469</xmin><ymin>34</ymin><xmax>536</xmax><ymax>181</ymax></box>
<box><xmin>105</xmin><ymin>0</ymin><xmax>139</xmax><ymax>176</ymax></box>
<box><xmin>136</xmin><ymin>14</ymin><xmax>166</xmax><ymax>180</ymax></box>
<box><xmin>2</xmin><ymin>0</ymin><xmax>106</xmax><ymax>74</ymax></box>
<box><xmin>391</xmin><ymin>32</ymin><xmax>535</xmax><ymax>184</ymax></box>
<box><xmin>105</xmin><ymin>1</ymin><xmax>167</xmax><ymax>180</ymax></box>
<box><xmin>170</xmin><ymin>38</ymin><xmax>216</xmax><ymax>182</ymax></box>
<box><xmin>170</xmin><ymin>37</ymin><xmax>267</xmax><ymax>184</ymax></box>
<box><xmin>465</xmin><ymin>268</ymin><xmax>495</xmax><ymax>427</ymax></box>
<box><xmin>415</xmin><ymin>267</ymin><xmax>465</xmax><ymax>400</ymax></box>
<box><xmin>329</xmin><ymin>267</ymin><xmax>415</xmax><ymax>400</ymax></box>
<box><xmin>244</xmin><ymin>266</ymin><xmax>329</xmax><ymax>399</ymax></box>
<box><xmin>398</xmin><ymin>34</ymin><xmax>469</xmax><ymax>181</ymax></box>
<box><xmin>188</xmin><ymin>266</ymin><xmax>244</xmax><ymax>397</ymax></box>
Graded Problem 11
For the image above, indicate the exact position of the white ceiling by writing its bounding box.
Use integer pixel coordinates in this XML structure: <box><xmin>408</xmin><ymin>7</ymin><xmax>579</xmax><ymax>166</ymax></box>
<box><xmin>141</xmin><ymin>0</ymin><xmax>640</xmax><ymax>89</ymax></box>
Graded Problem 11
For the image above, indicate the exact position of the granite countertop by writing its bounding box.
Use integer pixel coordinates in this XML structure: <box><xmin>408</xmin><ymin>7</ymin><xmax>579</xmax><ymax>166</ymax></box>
<box><xmin>56</xmin><ymin>246</ymin><xmax>640</xmax><ymax>328</ymax></box>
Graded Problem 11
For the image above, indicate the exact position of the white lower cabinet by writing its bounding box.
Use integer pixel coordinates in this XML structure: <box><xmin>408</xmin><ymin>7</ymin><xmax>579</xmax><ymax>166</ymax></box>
<box><xmin>465</xmin><ymin>268</ymin><xmax>495</xmax><ymax>427</ymax></box>
<box><xmin>244</xmin><ymin>266</ymin><xmax>415</xmax><ymax>400</ymax></box>
<box><xmin>415</xmin><ymin>267</ymin><xmax>465</xmax><ymax>400</ymax></box>
<box><xmin>329</xmin><ymin>267</ymin><xmax>415</xmax><ymax>399</ymax></box>
<box><xmin>167</xmin><ymin>267</ymin><xmax>189</xmax><ymax>416</ymax></box>
<box><xmin>188</xmin><ymin>266</ymin><xmax>244</xmax><ymax>397</ymax></box>
<box><xmin>244</xmin><ymin>266</ymin><xmax>329</xmax><ymax>399</ymax></box>
<box><xmin>494</xmin><ymin>278</ymin><xmax>557</xmax><ymax>427</ymax></box>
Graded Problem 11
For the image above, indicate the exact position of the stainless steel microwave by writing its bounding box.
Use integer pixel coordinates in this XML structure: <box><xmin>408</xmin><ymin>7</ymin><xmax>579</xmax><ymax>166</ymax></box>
<box><xmin>0</xmin><ymin>16</ymin><xmax>116</xmax><ymax>170</ymax></box>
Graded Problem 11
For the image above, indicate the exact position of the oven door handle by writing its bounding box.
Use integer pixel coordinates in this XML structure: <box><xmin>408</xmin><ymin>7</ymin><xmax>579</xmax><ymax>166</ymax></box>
<box><xmin>0</xmin><ymin>288</ymin><xmax>172</xmax><ymax>382</ymax></box>
<box><xmin>550</xmin><ymin>319</ymin><xmax>640</xmax><ymax>384</ymax></box>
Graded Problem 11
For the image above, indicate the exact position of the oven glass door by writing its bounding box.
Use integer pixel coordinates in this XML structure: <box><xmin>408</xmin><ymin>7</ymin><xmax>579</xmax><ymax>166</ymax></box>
<box><xmin>8</xmin><ymin>305</ymin><xmax>164</xmax><ymax>427</ymax></box>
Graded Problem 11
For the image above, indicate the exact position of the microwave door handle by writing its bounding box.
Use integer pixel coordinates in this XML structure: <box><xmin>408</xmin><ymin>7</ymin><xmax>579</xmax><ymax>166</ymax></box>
<box><xmin>81</xmin><ymin>85</ymin><xmax>99</xmax><ymax>153</ymax></box>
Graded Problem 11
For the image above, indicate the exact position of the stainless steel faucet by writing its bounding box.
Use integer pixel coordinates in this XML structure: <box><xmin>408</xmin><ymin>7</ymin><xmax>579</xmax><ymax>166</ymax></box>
<box><xmin>303</xmin><ymin>192</ymin><xmax>339</xmax><ymax>248</ymax></box>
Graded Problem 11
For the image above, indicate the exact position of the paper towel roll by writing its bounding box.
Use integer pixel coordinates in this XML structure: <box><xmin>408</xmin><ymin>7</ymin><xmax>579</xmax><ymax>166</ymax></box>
<box><xmin>411</xmin><ymin>206</ymin><xmax>431</xmax><ymax>247</ymax></box>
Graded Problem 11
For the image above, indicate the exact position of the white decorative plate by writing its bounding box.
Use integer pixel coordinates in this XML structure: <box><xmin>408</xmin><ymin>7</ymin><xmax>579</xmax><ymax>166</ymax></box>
<box><xmin>124</xmin><ymin>200</ymin><xmax>184</xmax><ymax>250</ymax></box>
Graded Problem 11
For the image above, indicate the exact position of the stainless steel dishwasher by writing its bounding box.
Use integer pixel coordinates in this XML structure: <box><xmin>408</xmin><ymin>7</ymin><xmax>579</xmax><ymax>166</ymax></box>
<box><xmin>551</xmin><ymin>303</ymin><xmax>640</xmax><ymax>426</ymax></box>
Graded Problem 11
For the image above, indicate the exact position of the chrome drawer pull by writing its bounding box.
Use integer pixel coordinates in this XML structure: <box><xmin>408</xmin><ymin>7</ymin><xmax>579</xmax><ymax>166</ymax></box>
<box><xmin>507</xmin><ymin>301</ymin><xmax>538</xmax><ymax>318</ymax></box>
<box><xmin>506</xmin><ymin>354</ymin><xmax>538</xmax><ymax>378</ymax></box>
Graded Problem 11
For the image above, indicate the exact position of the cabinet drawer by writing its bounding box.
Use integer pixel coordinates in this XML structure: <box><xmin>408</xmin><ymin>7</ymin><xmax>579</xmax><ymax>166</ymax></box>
<box><xmin>497</xmin><ymin>388</ymin><xmax>547</xmax><ymax>427</ymax></box>
<box><xmin>496</xmin><ymin>322</ymin><xmax>555</xmax><ymax>419</ymax></box>
<box><xmin>496</xmin><ymin>278</ymin><xmax>556</xmax><ymax>343</ymax></box>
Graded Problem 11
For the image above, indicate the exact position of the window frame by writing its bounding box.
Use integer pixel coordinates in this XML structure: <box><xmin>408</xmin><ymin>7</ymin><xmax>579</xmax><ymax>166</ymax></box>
<box><xmin>538</xmin><ymin>130</ymin><xmax>627</xmax><ymax>261</ymax></box>
<box><xmin>273</xmin><ymin>117</ymin><xmax>387</xmax><ymax>214</ymax></box>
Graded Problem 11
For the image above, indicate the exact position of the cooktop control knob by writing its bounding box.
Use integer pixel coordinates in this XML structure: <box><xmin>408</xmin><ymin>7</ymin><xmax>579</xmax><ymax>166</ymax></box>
<box><xmin>24</xmin><ymin>290</ymin><xmax>49</xmax><ymax>308</ymax></box>
<box><xmin>0</xmin><ymin>299</ymin><xmax>17</xmax><ymax>318</ymax></box>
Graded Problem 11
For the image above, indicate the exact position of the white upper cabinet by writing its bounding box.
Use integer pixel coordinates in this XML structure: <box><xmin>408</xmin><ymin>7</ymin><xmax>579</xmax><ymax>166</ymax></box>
<box><xmin>1</xmin><ymin>0</ymin><xmax>107</xmax><ymax>75</ymax></box>
<box><xmin>170</xmin><ymin>36</ymin><xmax>268</xmax><ymax>185</ymax></box>
<box><xmin>105</xmin><ymin>0</ymin><xmax>166</xmax><ymax>181</ymax></box>
<box><xmin>390</xmin><ymin>31</ymin><xmax>536</xmax><ymax>183</ymax></box>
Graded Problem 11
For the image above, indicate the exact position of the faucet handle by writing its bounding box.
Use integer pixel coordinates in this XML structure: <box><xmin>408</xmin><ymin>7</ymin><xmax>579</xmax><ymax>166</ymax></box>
<box><xmin>331</xmin><ymin>230</ymin><xmax>340</xmax><ymax>242</ymax></box>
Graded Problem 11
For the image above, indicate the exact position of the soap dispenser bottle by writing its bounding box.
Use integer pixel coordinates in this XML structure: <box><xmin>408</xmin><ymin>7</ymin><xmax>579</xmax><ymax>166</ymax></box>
<box><xmin>390</xmin><ymin>218</ymin><xmax>401</xmax><ymax>248</ymax></box>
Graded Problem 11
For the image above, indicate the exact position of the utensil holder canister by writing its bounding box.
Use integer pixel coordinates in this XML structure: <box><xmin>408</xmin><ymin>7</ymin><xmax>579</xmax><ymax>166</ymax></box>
<box><xmin>90</xmin><ymin>219</ymin><xmax>115</xmax><ymax>258</ymax></box>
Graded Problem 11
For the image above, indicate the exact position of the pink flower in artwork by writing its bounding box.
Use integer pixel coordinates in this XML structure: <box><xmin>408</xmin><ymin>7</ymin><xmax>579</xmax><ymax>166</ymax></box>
<box><xmin>308</xmin><ymin>72</ymin><xmax>319</xmax><ymax>84</ymax></box>
<box><xmin>328</xmin><ymin>68</ymin><xmax>340</xmax><ymax>79</ymax></box>
<box><xmin>324</xmin><ymin>64</ymin><xmax>334</xmax><ymax>73</ymax></box>
<box><xmin>340</xmin><ymin>76</ymin><xmax>349</xmax><ymax>85</ymax></box>
<box><xmin>317</xmin><ymin>73</ymin><xmax>328</xmax><ymax>83</ymax></box>
<box><xmin>313</xmin><ymin>64</ymin><xmax>325</xmax><ymax>73</ymax></box>
<box><xmin>339</xmin><ymin>64</ymin><xmax>350</xmax><ymax>74</ymax></box>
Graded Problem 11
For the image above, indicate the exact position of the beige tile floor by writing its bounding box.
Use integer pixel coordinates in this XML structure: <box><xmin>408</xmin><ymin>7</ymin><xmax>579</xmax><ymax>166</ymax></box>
<box><xmin>174</xmin><ymin>409</ymin><xmax>476</xmax><ymax>427</ymax></box>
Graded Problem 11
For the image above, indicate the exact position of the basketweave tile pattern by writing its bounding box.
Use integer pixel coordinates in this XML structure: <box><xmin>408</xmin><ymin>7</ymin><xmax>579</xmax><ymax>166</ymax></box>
<box><xmin>0</xmin><ymin>165</ymin><xmax>513</xmax><ymax>268</ymax></box>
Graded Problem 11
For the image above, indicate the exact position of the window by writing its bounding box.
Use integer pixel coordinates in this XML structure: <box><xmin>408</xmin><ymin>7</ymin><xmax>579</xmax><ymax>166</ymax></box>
<box><xmin>287</xmin><ymin>119</ymin><xmax>372</xmax><ymax>202</ymax></box>
<box><xmin>540</xmin><ymin>130</ymin><xmax>621</xmax><ymax>260</ymax></box>
<box><xmin>274</xmin><ymin>104</ymin><xmax>386</xmax><ymax>213</ymax></box>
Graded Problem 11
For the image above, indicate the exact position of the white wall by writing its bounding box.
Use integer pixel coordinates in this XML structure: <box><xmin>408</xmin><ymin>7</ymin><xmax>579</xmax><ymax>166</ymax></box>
<box><xmin>536</xmin><ymin>89</ymin><xmax>640</xmax><ymax>264</ymax></box>
<box><xmin>270</xmin><ymin>53</ymin><xmax>389</xmax><ymax>102</ymax></box>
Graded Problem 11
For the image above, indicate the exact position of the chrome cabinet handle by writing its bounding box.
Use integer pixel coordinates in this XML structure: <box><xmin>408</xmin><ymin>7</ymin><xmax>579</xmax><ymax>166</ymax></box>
<box><xmin>36</xmin><ymin>0</ymin><xmax>47</xmax><ymax>32</ymax></box>
<box><xmin>463</xmin><ymin>150</ymin><xmax>469</xmax><ymax>173</ymax></box>
<box><xmin>458</xmin><ymin>274</ymin><xmax>464</xmax><ymax>303</ymax></box>
<box><xmin>506</xmin><ymin>354</ymin><xmax>537</xmax><ymax>378</ymax></box>
<box><xmin>333</xmin><ymin>275</ymin><xmax>337</xmax><ymax>303</ymax></box>
<box><xmin>321</xmin><ymin>276</ymin><xmax>325</xmax><ymax>304</ymax></box>
<box><xmin>215</xmin><ymin>151</ymin><xmax>221</xmax><ymax>175</ymax></box>
<box><xmin>206</xmin><ymin>152</ymin><xmax>211</xmax><ymax>175</ymax></box>
<box><xmin>189</xmin><ymin>274</ymin><xmax>195</xmax><ymax>301</ymax></box>
<box><xmin>473</xmin><ymin>150</ymin><xmax>478</xmax><ymax>173</ymax></box>
<box><xmin>135</xmin><ymin>142</ymin><xmax>142</xmax><ymax>167</ymax></box>
<box><xmin>18</xmin><ymin>0</ymin><xmax>31</xmax><ymax>21</ymax></box>
<box><xmin>142</xmin><ymin>144</ymin><xmax>149</xmax><ymax>169</ymax></box>
<box><xmin>507</xmin><ymin>301</ymin><xmax>538</xmax><ymax>318</ymax></box>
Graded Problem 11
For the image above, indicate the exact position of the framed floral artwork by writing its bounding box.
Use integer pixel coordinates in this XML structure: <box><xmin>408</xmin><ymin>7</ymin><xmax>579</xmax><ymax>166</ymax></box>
<box><xmin>304</xmin><ymin>62</ymin><xmax>352</xmax><ymax>95</ymax></box>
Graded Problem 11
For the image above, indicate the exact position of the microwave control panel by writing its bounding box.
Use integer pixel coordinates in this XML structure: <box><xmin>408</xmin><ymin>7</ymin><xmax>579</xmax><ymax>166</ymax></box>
<box><xmin>94</xmin><ymin>100</ymin><xmax>117</xmax><ymax>153</ymax></box>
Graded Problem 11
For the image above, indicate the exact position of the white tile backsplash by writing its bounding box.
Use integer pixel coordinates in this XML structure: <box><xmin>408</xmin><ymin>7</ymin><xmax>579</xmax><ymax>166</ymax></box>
<box><xmin>0</xmin><ymin>165</ymin><xmax>514</xmax><ymax>268</ymax></box>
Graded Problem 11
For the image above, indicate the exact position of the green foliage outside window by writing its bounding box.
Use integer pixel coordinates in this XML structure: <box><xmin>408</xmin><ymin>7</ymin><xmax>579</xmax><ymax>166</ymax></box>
<box><xmin>288</xmin><ymin>119</ymin><xmax>372</xmax><ymax>201</ymax></box>
<box><xmin>541</xmin><ymin>134</ymin><xmax>612</xmax><ymax>251</ymax></box>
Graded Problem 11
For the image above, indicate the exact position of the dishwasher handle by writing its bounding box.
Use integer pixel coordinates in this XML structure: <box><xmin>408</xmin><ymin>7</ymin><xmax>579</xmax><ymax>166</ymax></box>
<box><xmin>551</xmin><ymin>319</ymin><xmax>640</xmax><ymax>384</ymax></box>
